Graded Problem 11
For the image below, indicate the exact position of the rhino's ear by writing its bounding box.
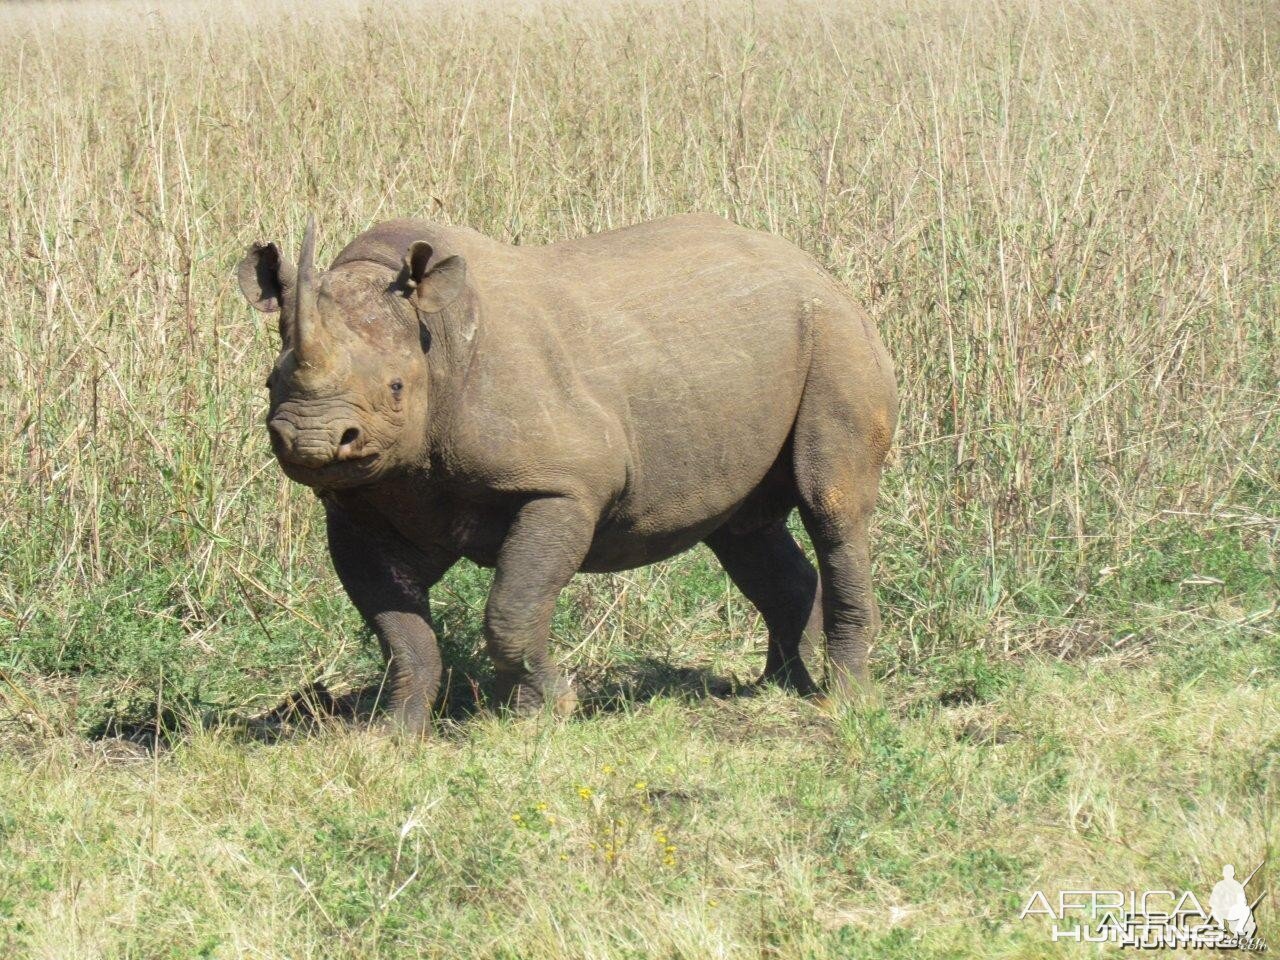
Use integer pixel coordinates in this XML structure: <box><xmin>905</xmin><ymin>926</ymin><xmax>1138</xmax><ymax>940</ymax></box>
<box><xmin>237</xmin><ymin>241</ymin><xmax>295</xmax><ymax>314</ymax></box>
<box><xmin>404</xmin><ymin>241</ymin><xmax>467</xmax><ymax>314</ymax></box>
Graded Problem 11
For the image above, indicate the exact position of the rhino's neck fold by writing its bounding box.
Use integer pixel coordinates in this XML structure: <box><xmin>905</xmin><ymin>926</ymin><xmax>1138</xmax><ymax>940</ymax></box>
<box><xmin>421</xmin><ymin>294</ymin><xmax>482</xmax><ymax>463</ymax></box>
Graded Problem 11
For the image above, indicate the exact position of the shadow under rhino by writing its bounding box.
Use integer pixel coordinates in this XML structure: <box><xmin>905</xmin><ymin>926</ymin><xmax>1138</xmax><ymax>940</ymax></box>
<box><xmin>248</xmin><ymin>657</ymin><xmax>748</xmax><ymax>739</ymax></box>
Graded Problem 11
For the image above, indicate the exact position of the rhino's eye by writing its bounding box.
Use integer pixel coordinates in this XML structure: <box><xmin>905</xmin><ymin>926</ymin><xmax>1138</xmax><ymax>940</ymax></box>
<box><xmin>390</xmin><ymin>379</ymin><xmax>403</xmax><ymax>396</ymax></box>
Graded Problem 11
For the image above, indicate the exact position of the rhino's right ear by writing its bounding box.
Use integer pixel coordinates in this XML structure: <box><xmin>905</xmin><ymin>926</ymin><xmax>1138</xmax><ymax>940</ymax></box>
<box><xmin>237</xmin><ymin>241</ymin><xmax>295</xmax><ymax>314</ymax></box>
<box><xmin>404</xmin><ymin>241</ymin><xmax>467</xmax><ymax>314</ymax></box>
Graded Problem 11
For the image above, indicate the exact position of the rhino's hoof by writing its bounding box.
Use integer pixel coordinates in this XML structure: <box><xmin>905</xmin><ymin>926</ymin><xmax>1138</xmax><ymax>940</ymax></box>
<box><xmin>758</xmin><ymin>664</ymin><xmax>823</xmax><ymax>699</ymax></box>
<box><xmin>501</xmin><ymin>677</ymin><xmax>577</xmax><ymax>718</ymax></box>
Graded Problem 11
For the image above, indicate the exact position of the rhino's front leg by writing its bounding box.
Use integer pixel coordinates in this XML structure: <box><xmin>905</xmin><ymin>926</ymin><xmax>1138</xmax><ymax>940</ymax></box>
<box><xmin>326</xmin><ymin>504</ymin><xmax>457</xmax><ymax>735</ymax></box>
<box><xmin>485</xmin><ymin>496</ymin><xmax>596</xmax><ymax>715</ymax></box>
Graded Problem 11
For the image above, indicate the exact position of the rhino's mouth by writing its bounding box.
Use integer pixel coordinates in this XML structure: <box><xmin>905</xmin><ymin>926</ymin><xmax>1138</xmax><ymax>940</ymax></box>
<box><xmin>280</xmin><ymin>451</ymin><xmax>382</xmax><ymax>490</ymax></box>
<box><xmin>324</xmin><ymin>452</ymin><xmax>379</xmax><ymax>469</ymax></box>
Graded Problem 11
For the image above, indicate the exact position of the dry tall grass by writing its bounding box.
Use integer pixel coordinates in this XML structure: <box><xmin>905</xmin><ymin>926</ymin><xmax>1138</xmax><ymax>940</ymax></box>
<box><xmin>3</xmin><ymin>0</ymin><xmax>1274</xmax><ymax>649</ymax></box>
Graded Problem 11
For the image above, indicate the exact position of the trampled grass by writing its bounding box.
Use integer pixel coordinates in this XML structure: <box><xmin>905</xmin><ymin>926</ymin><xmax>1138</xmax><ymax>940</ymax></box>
<box><xmin>0</xmin><ymin>0</ymin><xmax>1276</xmax><ymax>956</ymax></box>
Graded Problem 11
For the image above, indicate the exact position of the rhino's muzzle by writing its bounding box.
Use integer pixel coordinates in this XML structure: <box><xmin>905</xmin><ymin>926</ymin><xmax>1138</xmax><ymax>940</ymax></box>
<box><xmin>268</xmin><ymin>415</ymin><xmax>366</xmax><ymax>469</ymax></box>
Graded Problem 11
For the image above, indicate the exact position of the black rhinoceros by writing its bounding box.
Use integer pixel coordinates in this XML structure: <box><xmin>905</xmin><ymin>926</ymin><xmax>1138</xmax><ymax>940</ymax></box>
<box><xmin>237</xmin><ymin>214</ymin><xmax>898</xmax><ymax>734</ymax></box>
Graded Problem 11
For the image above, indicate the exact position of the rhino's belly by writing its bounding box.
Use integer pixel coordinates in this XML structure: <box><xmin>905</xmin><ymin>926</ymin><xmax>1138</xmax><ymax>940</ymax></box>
<box><xmin>580</xmin><ymin>436</ymin><xmax>796</xmax><ymax>572</ymax></box>
<box><xmin>580</xmin><ymin>518</ymin><xmax>725</xmax><ymax>572</ymax></box>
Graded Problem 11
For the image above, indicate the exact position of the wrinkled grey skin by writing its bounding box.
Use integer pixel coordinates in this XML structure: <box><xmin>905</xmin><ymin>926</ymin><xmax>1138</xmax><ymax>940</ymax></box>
<box><xmin>237</xmin><ymin>214</ymin><xmax>898</xmax><ymax>734</ymax></box>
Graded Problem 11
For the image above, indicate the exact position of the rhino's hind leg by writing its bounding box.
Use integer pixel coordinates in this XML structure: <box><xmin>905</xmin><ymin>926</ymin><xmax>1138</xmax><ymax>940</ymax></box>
<box><xmin>705</xmin><ymin>521</ymin><xmax>822</xmax><ymax>696</ymax></box>
<box><xmin>797</xmin><ymin>505</ymin><xmax>880</xmax><ymax>702</ymax></box>
<box><xmin>484</xmin><ymin>496</ymin><xmax>596</xmax><ymax>717</ymax></box>
<box><xmin>790</xmin><ymin>314</ymin><xmax>895</xmax><ymax>703</ymax></box>
<box><xmin>792</xmin><ymin>430</ymin><xmax>890</xmax><ymax>703</ymax></box>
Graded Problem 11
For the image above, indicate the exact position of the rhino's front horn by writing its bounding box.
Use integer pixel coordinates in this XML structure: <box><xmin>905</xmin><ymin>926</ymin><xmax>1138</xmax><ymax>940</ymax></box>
<box><xmin>292</xmin><ymin>214</ymin><xmax>330</xmax><ymax>369</ymax></box>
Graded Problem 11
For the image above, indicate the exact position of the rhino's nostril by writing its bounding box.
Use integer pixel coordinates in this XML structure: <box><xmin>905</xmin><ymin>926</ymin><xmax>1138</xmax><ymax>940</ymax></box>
<box><xmin>338</xmin><ymin>427</ymin><xmax>360</xmax><ymax>448</ymax></box>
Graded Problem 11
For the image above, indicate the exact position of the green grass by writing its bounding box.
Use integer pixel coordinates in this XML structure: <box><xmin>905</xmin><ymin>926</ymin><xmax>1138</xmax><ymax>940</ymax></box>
<box><xmin>1</xmin><ymin>648</ymin><xmax>1275</xmax><ymax>957</ymax></box>
<box><xmin>0</xmin><ymin>0</ymin><xmax>1277</xmax><ymax>956</ymax></box>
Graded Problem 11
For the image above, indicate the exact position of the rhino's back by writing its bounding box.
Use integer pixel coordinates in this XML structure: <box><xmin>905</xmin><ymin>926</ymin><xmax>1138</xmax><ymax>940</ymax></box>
<box><xmin>340</xmin><ymin>213</ymin><xmax>838</xmax><ymax>314</ymax></box>
<box><xmin>532</xmin><ymin>212</ymin><xmax>836</xmax><ymax>304</ymax></box>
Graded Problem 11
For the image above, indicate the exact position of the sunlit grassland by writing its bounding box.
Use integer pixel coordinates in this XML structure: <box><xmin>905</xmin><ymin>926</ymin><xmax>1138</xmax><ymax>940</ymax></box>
<box><xmin>0</xmin><ymin>0</ymin><xmax>1276</xmax><ymax>956</ymax></box>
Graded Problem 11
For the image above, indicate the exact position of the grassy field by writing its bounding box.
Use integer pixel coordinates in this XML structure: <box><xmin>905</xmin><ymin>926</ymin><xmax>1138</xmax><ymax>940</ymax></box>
<box><xmin>1</xmin><ymin>0</ymin><xmax>1277</xmax><ymax>956</ymax></box>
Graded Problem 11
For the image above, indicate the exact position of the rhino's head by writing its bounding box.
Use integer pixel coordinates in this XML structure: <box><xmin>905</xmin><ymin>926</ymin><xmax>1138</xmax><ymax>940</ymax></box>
<box><xmin>236</xmin><ymin>217</ymin><xmax>466</xmax><ymax>490</ymax></box>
